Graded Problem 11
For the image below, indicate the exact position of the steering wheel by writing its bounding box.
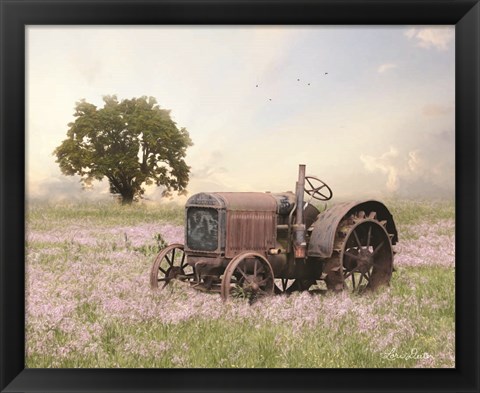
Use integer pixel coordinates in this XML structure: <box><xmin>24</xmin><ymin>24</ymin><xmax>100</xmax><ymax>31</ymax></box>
<box><xmin>304</xmin><ymin>176</ymin><xmax>333</xmax><ymax>201</ymax></box>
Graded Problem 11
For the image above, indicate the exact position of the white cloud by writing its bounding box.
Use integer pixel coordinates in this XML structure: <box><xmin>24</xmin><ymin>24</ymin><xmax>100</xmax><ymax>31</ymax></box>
<box><xmin>404</xmin><ymin>27</ymin><xmax>454</xmax><ymax>51</ymax></box>
<box><xmin>377</xmin><ymin>63</ymin><xmax>397</xmax><ymax>73</ymax></box>
<box><xmin>360</xmin><ymin>147</ymin><xmax>453</xmax><ymax>197</ymax></box>
<box><xmin>407</xmin><ymin>150</ymin><xmax>424</xmax><ymax>173</ymax></box>
<box><xmin>360</xmin><ymin>147</ymin><xmax>400</xmax><ymax>192</ymax></box>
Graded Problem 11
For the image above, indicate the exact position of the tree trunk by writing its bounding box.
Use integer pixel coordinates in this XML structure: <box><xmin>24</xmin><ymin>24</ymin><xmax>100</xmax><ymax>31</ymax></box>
<box><xmin>120</xmin><ymin>188</ymin><xmax>135</xmax><ymax>205</ymax></box>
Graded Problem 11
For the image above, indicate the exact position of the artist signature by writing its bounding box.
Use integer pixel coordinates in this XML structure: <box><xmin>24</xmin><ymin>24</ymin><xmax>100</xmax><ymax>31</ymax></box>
<box><xmin>381</xmin><ymin>348</ymin><xmax>432</xmax><ymax>361</ymax></box>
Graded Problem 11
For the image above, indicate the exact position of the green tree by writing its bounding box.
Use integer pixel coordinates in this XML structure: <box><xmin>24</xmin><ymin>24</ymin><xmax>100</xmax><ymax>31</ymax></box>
<box><xmin>53</xmin><ymin>95</ymin><xmax>193</xmax><ymax>204</ymax></box>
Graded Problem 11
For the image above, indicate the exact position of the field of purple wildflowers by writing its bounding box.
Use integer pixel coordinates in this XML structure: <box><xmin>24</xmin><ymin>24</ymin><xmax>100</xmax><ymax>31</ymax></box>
<box><xmin>25</xmin><ymin>199</ymin><xmax>454</xmax><ymax>368</ymax></box>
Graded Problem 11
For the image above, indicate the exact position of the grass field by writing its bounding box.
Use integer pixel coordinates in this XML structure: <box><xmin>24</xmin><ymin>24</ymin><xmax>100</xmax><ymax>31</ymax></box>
<box><xmin>25</xmin><ymin>199</ymin><xmax>455</xmax><ymax>368</ymax></box>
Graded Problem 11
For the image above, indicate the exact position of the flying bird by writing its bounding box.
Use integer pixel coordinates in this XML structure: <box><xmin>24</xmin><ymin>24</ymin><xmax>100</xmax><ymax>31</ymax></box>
<box><xmin>269</xmin><ymin>98</ymin><xmax>272</xmax><ymax>101</ymax></box>
<box><xmin>325</xmin><ymin>72</ymin><xmax>328</xmax><ymax>75</ymax></box>
<box><xmin>307</xmin><ymin>83</ymin><xmax>311</xmax><ymax>86</ymax></box>
<box><xmin>297</xmin><ymin>78</ymin><xmax>300</xmax><ymax>81</ymax></box>
<box><xmin>256</xmin><ymin>84</ymin><xmax>259</xmax><ymax>87</ymax></box>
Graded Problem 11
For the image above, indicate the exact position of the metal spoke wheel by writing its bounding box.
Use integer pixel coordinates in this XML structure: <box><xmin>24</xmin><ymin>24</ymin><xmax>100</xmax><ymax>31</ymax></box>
<box><xmin>221</xmin><ymin>252</ymin><xmax>274</xmax><ymax>303</ymax></box>
<box><xmin>149</xmin><ymin>244</ymin><xmax>195</xmax><ymax>289</ymax></box>
<box><xmin>325</xmin><ymin>212</ymin><xmax>393</xmax><ymax>293</ymax></box>
<box><xmin>304</xmin><ymin>176</ymin><xmax>333</xmax><ymax>201</ymax></box>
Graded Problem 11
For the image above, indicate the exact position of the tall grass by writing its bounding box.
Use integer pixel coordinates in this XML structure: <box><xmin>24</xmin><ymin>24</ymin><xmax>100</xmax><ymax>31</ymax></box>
<box><xmin>27</xmin><ymin>200</ymin><xmax>185</xmax><ymax>230</ymax></box>
<box><xmin>25</xmin><ymin>198</ymin><xmax>455</xmax><ymax>368</ymax></box>
<box><xmin>385</xmin><ymin>198</ymin><xmax>455</xmax><ymax>225</ymax></box>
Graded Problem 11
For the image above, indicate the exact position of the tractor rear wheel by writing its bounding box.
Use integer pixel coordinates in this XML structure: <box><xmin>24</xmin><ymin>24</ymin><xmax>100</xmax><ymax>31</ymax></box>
<box><xmin>324</xmin><ymin>211</ymin><xmax>393</xmax><ymax>293</ymax></box>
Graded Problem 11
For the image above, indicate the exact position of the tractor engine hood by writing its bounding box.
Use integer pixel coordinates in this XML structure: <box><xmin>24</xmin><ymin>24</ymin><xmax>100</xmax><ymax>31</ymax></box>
<box><xmin>186</xmin><ymin>192</ymin><xmax>295</xmax><ymax>214</ymax></box>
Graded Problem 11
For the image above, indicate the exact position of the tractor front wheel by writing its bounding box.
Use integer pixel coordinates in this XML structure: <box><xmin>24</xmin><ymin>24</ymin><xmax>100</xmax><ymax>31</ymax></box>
<box><xmin>221</xmin><ymin>252</ymin><xmax>274</xmax><ymax>303</ymax></box>
<box><xmin>150</xmin><ymin>244</ymin><xmax>195</xmax><ymax>290</ymax></box>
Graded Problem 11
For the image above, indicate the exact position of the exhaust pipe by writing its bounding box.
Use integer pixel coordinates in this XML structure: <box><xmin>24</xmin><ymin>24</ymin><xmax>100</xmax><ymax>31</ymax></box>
<box><xmin>293</xmin><ymin>164</ymin><xmax>307</xmax><ymax>258</ymax></box>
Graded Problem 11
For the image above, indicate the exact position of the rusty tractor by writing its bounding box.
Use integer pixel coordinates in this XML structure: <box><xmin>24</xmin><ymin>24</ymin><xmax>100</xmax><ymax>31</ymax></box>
<box><xmin>150</xmin><ymin>164</ymin><xmax>398</xmax><ymax>302</ymax></box>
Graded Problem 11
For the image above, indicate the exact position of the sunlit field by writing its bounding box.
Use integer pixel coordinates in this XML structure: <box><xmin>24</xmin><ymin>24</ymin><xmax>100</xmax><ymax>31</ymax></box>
<box><xmin>25</xmin><ymin>199</ymin><xmax>454</xmax><ymax>368</ymax></box>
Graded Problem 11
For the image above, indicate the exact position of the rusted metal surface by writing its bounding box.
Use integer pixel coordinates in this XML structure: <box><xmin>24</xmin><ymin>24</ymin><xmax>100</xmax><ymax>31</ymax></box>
<box><xmin>215</xmin><ymin>192</ymin><xmax>277</xmax><ymax>212</ymax></box>
<box><xmin>221</xmin><ymin>252</ymin><xmax>274</xmax><ymax>302</ymax></box>
<box><xmin>270</xmin><ymin>192</ymin><xmax>296</xmax><ymax>215</ymax></box>
<box><xmin>149</xmin><ymin>244</ymin><xmax>194</xmax><ymax>290</ymax></box>
<box><xmin>322</xmin><ymin>212</ymin><xmax>393</xmax><ymax>292</ymax></box>
<box><xmin>152</xmin><ymin>164</ymin><xmax>398</xmax><ymax>299</ymax></box>
<box><xmin>185</xmin><ymin>192</ymin><xmax>287</xmax><ymax>256</ymax></box>
<box><xmin>308</xmin><ymin>200</ymin><xmax>398</xmax><ymax>258</ymax></box>
<box><xmin>293</xmin><ymin>165</ymin><xmax>307</xmax><ymax>258</ymax></box>
<box><xmin>186</xmin><ymin>192</ymin><xmax>224</xmax><ymax>208</ymax></box>
<box><xmin>307</xmin><ymin>202</ymin><xmax>354</xmax><ymax>258</ymax></box>
<box><xmin>225</xmin><ymin>210</ymin><xmax>276</xmax><ymax>258</ymax></box>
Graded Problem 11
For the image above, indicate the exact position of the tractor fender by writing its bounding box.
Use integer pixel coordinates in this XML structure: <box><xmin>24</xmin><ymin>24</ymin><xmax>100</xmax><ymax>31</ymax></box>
<box><xmin>307</xmin><ymin>200</ymin><xmax>398</xmax><ymax>258</ymax></box>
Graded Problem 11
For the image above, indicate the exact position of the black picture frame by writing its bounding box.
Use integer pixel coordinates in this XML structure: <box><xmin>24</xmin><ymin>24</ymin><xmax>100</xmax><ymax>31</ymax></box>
<box><xmin>1</xmin><ymin>1</ymin><xmax>478</xmax><ymax>392</ymax></box>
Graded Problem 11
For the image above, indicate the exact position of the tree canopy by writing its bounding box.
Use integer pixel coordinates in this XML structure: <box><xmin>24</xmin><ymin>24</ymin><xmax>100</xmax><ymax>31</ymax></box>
<box><xmin>53</xmin><ymin>95</ymin><xmax>193</xmax><ymax>204</ymax></box>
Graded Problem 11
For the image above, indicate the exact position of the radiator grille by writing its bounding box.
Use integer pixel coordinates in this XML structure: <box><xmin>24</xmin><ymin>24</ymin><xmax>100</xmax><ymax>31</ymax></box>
<box><xmin>225</xmin><ymin>211</ymin><xmax>276</xmax><ymax>257</ymax></box>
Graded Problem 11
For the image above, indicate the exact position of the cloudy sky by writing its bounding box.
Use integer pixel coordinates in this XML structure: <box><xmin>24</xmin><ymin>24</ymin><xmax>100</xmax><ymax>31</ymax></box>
<box><xmin>26</xmin><ymin>26</ymin><xmax>454</xmax><ymax>203</ymax></box>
